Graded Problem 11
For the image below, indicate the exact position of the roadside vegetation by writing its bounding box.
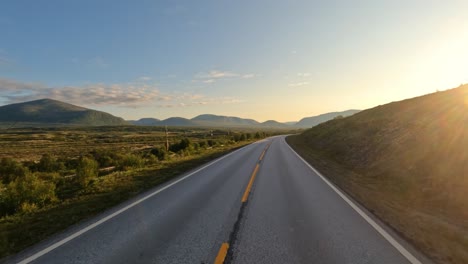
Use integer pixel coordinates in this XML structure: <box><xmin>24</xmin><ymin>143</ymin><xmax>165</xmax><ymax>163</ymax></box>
<box><xmin>287</xmin><ymin>85</ymin><xmax>468</xmax><ymax>264</ymax></box>
<box><xmin>0</xmin><ymin>126</ymin><xmax>287</xmax><ymax>258</ymax></box>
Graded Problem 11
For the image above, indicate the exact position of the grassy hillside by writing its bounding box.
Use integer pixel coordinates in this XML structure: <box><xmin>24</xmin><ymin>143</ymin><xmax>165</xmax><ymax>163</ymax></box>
<box><xmin>287</xmin><ymin>85</ymin><xmax>468</xmax><ymax>264</ymax></box>
<box><xmin>0</xmin><ymin>99</ymin><xmax>128</xmax><ymax>126</ymax></box>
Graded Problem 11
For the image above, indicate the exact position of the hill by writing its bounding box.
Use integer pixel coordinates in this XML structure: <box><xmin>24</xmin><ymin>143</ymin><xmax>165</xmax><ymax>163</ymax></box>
<box><xmin>0</xmin><ymin>99</ymin><xmax>128</xmax><ymax>126</ymax></box>
<box><xmin>129</xmin><ymin>118</ymin><xmax>161</xmax><ymax>126</ymax></box>
<box><xmin>260</xmin><ymin>120</ymin><xmax>289</xmax><ymax>128</ymax></box>
<box><xmin>295</xmin><ymin>109</ymin><xmax>360</xmax><ymax>127</ymax></box>
<box><xmin>159</xmin><ymin>117</ymin><xmax>197</xmax><ymax>126</ymax></box>
<box><xmin>191</xmin><ymin>114</ymin><xmax>260</xmax><ymax>127</ymax></box>
<box><xmin>287</xmin><ymin>85</ymin><xmax>468</xmax><ymax>264</ymax></box>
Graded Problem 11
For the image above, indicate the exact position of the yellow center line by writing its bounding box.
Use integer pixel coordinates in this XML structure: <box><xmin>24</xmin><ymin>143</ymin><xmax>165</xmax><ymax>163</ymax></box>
<box><xmin>213</xmin><ymin>142</ymin><xmax>272</xmax><ymax>263</ymax></box>
<box><xmin>241</xmin><ymin>163</ymin><xmax>260</xmax><ymax>203</ymax></box>
<box><xmin>259</xmin><ymin>150</ymin><xmax>266</xmax><ymax>161</ymax></box>
<box><xmin>214</xmin><ymin>243</ymin><xmax>229</xmax><ymax>264</ymax></box>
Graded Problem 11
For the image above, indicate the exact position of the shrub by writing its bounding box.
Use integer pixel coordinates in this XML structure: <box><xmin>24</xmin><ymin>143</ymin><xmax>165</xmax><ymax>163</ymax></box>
<box><xmin>198</xmin><ymin>141</ymin><xmax>207</xmax><ymax>148</ymax></box>
<box><xmin>37</xmin><ymin>154</ymin><xmax>64</xmax><ymax>172</ymax></box>
<box><xmin>91</xmin><ymin>149</ymin><xmax>118</xmax><ymax>167</ymax></box>
<box><xmin>0</xmin><ymin>172</ymin><xmax>56</xmax><ymax>216</ymax></box>
<box><xmin>150</xmin><ymin>147</ymin><xmax>168</xmax><ymax>161</ymax></box>
<box><xmin>207</xmin><ymin>139</ymin><xmax>216</xmax><ymax>147</ymax></box>
<box><xmin>169</xmin><ymin>138</ymin><xmax>192</xmax><ymax>153</ymax></box>
<box><xmin>116</xmin><ymin>154</ymin><xmax>144</xmax><ymax>170</ymax></box>
<box><xmin>76</xmin><ymin>157</ymin><xmax>99</xmax><ymax>187</ymax></box>
<box><xmin>0</xmin><ymin>157</ymin><xmax>29</xmax><ymax>184</ymax></box>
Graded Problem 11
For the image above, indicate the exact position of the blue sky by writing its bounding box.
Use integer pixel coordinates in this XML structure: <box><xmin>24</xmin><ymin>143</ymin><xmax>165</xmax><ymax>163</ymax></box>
<box><xmin>1</xmin><ymin>0</ymin><xmax>467</xmax><ymax>122</ymax></box>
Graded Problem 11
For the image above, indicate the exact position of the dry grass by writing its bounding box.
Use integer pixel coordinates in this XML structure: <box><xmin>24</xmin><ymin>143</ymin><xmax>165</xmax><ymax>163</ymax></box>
<box><xmin>286</xmin><ymin>85</ymin><xmax>468</xmax><ymax>264</ymax></box>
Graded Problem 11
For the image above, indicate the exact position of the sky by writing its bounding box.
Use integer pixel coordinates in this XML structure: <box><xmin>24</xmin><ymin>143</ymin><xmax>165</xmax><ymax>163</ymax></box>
<box><xmin>1</xmin><ymin>0</ymin><xmax>467</xmax><ymax>122</ymax></box>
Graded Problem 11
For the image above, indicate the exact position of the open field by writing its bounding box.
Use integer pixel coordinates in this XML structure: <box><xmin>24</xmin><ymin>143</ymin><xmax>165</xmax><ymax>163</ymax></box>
<box><xmin>0</xmin><ymin>126</ymin><xmax>291</xmax><ymax>258</ymax></box>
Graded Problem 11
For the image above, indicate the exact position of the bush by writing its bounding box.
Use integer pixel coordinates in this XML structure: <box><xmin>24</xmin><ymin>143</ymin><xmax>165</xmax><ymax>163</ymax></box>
<box><xmin>198</xmin><ymin>141</ymin><xmax>207</xmax><ymax>148</ymax></box>
<box><xmin>37</xmin><ymin>154</ymin><xmax>64</xmax><ymax>172</ymax></box>
<box><xmin>116</xmin><ymin>154</ymin><xmax>144</xmax><ymax>170</ymax></box>
<box><xmin>169</xmin><ymin>138</ymin><xmax>192</xmax><ymax>153</ymax></box>
<box><xmin>91</xmin><ymin>149</ymin><xmax>118</xmax><ymax>167</ymax></box>
<box><xmin>76</xmin><ymin>157</ymin><xmax>99</xmax><ymax>187</ymax></box>
<box><xmin>207</xmin><ymin>139</ymin><xmax>216</xmax><ymax>147</ymax></box>
<box><xmin>150</xmin><ymin>147</ymin><xmax>168</xmax><ymax>161</ymax></box>
<box><xmin>0</xmin><ymin>157</ymin><xmax>29</xmax><ymax>184</ymax></box>
<box><xmin>0</xmin><ymin>172</ymin><xmax>56</xmax><ymax>216</ymax></box>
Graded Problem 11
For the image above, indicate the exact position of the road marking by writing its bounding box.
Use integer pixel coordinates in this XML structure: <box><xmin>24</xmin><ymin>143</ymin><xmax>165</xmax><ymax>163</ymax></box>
<box><xmin>241</xmin><ymin>164</ymin><xmax>260</xmax><ymax>203</ymax></box>
<box><xmin>259</xmin><ymin>150</ymin><xmax>266</xmax><ymax>161</ymax></box>
<box><xmin>16</xmin><ymin>145</ymin><xmax>252</xmax><ymax>264</ymax></box>
<box><xmin>214</xmin><ymin>243</ymin><xmax>229</xmax><ymax>264</ymax></box>
<box><xmin>284</xmin><ymin>139</ymin><xmax>422</xmax><ymax>264</ymax></box>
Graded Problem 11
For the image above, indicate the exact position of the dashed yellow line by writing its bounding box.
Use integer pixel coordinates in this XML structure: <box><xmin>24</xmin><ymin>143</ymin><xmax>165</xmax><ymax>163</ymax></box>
<box><xmin>241</xmin><ymin>163</ymin><xmax>260</xmax><ymax>203</ymax></box>
<box><xmin>213</xmin><ymin>142</ymin><xmax>272</xmax><ymax>264</ymax></box>
<box><xmin>259</xmin><ymin>150</ymin><xmax>266</xmax><ymax>161</ymax></box>
<box><xmin>214</xmin><ymin>243</ymin><xmax>229</xmax><ymax>264</ymax></box>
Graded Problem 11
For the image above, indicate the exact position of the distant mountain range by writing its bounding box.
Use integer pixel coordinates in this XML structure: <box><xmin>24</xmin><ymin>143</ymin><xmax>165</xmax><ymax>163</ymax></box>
<box><xmin>129</xmin><ymin>110</ymin><xmax>360</xmax><ymax>128</ymax></box>
<box><xmin>0</xmin><ymin>98</ymin><xmax>359</xmax><ymax>128</ymax></box>
<box><xmin>0</xmin><ymin>99</ymin><xmax>128</xmax><ymax>126</ymax></box>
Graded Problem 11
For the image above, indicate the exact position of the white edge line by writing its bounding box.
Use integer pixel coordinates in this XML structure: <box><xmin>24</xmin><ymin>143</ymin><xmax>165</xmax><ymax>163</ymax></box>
<box><xmin>17</xmin><ymin>144</ymin><xmax>251</xmax><ymax>264</ymax></box>
<box><xmin>283</xmin><ymin>138</ymin><xmax>422</xmax><ymax>264</ymax></box>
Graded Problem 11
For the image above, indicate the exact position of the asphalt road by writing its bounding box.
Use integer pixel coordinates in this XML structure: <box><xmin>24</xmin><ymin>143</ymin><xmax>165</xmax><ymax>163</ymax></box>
<box><xmin>8</xmin><ymin>136</ymin><xmax>429</xmax><ymax>264</ymax></box>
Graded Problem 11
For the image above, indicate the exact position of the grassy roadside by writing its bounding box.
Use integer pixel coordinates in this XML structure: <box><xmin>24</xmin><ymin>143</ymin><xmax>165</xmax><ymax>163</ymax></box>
<box><xmin>286</xmin><ymin>135</ymin><xmax>468</xmax><ymax>264</ymax></box>
<box><xmin>0</xmin><ymin>142</ymin><xmax>250</xmax><ymax>259</ymax></box>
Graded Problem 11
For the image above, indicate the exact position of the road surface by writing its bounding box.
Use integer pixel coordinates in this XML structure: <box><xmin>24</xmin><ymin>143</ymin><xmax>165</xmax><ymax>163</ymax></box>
<box><xmin>7</xmin><ymin>136</ymin><xmax>429</xmax><ymax>264</ymax></box>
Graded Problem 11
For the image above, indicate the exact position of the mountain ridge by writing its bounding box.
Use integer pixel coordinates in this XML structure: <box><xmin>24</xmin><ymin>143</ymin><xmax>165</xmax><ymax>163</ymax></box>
<box><xmin>0</xmin><ymin>99</ymin><xmax>128</xmax><ymax>126</ymax></box>
<box><xmin>0</xmin><ymin>98</ymin><xmax>360</xmax><ymax>128</ymax></box>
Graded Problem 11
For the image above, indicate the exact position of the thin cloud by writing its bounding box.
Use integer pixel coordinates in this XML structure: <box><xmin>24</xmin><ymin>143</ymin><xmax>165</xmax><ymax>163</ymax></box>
<box><xmin>194</xmin><ymin>70</ymin><xmax>256</xmax><ymax>83</ymax></box>
<box><xmin>196</xmin><ymin>70</ymin><xmax>239</xmax><ymax>79</ymax></box>
<box><xmin>0</xmin><ymin>78</ymin><xmax>244</xmax><ymax>108</ymax></box>
<box><xmin>242</xmin><ymin>74</ymin><xmax>256</xmax><ymax>79</ymax></box>
<box><xmin>138</xmin><ymin>76</ymin><xmax>152</xmax><ymax>81</ymax></box>
<box><xmin>297</xmin><ymin>72</ymin><xmax>311</xmax><ymax>77</ymax></box>
<box><xmin>288</xmin><ymin>82</ymin><xmax>309</xmax><ymax>87</ymax></box>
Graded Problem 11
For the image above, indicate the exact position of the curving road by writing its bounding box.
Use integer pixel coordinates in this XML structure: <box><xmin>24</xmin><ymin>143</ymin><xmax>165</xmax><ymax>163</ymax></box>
<box><xmin>8</xmin><ymin>136</ymin><xmax>430</xmax><ymax>264</ymax></box>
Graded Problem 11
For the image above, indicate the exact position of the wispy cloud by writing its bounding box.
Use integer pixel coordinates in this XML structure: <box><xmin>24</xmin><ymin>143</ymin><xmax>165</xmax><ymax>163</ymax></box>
<box><xmin>297</xmin><ymin>72</ymin><xmax>311</xmax><ymax>77</ymax></box>
<box><xmin>194</xmin><ymin>70</ymin><xmax>256</xmax><ymax>83</ymax></box>
<box><xmin>288</xmin><ymin>82</ymin><xmax>309</xmax><ymax>87</ymax></box>
<box><xmin>195</xmin><ymin>70</ymin><xmax>239</xmax><ymax>79</ymax></box>
<box><xmin>0</xmin><ymin>78</ymin><xmax>243</xmax><ymax>108</ymax></box>
<box><xmin>242</xmin><ymin>74</ymin><xmax>256</xmax><ymax>79</ymax></box>
<box><xmin>137</xmin><ymin>76</ymin><xmax>152</xmax><ymax>81</ymax></box>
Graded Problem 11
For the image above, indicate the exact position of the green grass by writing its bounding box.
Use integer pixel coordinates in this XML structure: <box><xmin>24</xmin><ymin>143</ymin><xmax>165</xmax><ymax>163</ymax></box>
<box><xmin>0</xmin><ymin>143</ymin><xmax>249</xmax><ymax>258</ymax></box>
<box><xmin>286</xmin><ymin>85</ymin><xmax>468</xmax><ymax>264</ymax></box>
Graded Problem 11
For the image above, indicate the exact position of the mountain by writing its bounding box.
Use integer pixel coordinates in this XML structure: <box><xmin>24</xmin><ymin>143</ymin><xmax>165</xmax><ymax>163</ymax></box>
<box><xmin>191</xmin><ymin>114</ymin><xmax>260</xmax><ymax>127</ymax></box>
<box><xmin>0</xmin><ymin>98</ymin><xmax>128</xmax><ymax>126</ymax></box>
<box><xmin>159</xmin><ymin>117</ymin><xmax>197</xmax><ymax>126</ymax></box>
<box><xmin>260</xmin><ymin>120</ymin><xmax>289</xmax><ymax>128</ymax></box>
<box><xmin>295</xmin><ymin>110</ymin><xmax>360</xmax><ymax>128</ymax></box>
<box><xmin>130</xmin><ymin>111</ymin><xmax>364</xmax><ymax>129</ymax></box>
<box><xmin>130</xmin><ymin>118</ymin><xmax>161</xmax><ymax>126</ymax></box>
<box><xmin>287</xmin><ymin>85</ymin><xmax>468</xmax><ymax>263</ymax></box>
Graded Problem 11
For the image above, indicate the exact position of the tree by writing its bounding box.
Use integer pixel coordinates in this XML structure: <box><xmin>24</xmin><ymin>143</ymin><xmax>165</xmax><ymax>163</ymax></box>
<box><xmin>76</xmin><ymin>157</ymin><xmax>98</xmax><ymax>187</ymax></box>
